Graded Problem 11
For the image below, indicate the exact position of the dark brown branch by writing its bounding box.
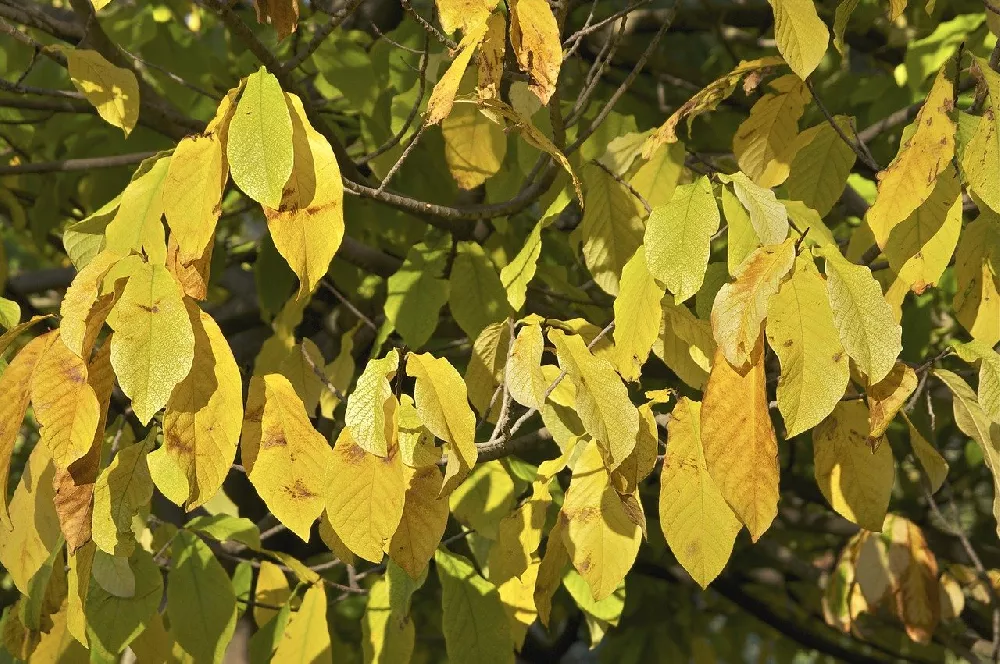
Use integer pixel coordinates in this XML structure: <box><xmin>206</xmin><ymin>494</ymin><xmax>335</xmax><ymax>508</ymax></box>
<box><xmin>0</xmin><ymin>151</ymin><xmax>157</xmax><ymax>175</ymax></box>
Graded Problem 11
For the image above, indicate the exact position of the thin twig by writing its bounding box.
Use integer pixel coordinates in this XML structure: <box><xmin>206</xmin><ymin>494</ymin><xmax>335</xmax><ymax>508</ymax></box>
<box><xmin>283</xmin><ymin>0</ymin><xmax>366</xmax><ymax>72</ymax></box>
<box><xmin>299</xmin><ymin>341</ymin><xmax>347</xmax><ymax>402</ymax></box>
<box><xmin>592</xmin><ymin>159</ymin><xmax>651</xmax><ymax>213</ymax></box>
<box><xmin>320</xmin><ymin>278</ymin><xmax>379</xmax><ymax>331</ymax></box>
<box><xmin>400</xmin><ymin>0</ymin><xmax>455</xmax><ymax>49</ymax></box>
<box><xmin>483</xmin><ymin>319</ymin><xmax>518</xmax><ymax>448</ymax></box>
<box><xmin>374</xmin><ymin>122</ymin><xmax>427</xmax><ymax>195</ymax></box>
<box><xmin>805</xmin><ymin>78</ymin><xmax>879</xmax><ymax>172</ymax></box>
<box><xmin>562</xmin><ymin>0</ymin><xmax>649</xmax><ymax>50</ymax></box>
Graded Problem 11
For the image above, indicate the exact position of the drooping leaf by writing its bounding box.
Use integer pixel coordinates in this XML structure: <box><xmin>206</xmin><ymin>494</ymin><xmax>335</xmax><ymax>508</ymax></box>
<box><xmin>442</xmin><ymin>102</ymin><xmax>507</xmax><ymax>189</ymax></box>
<box><xmin>765</xmin><ymin>254</ymin><xmax>849</xmax><ymax>436</ymax></box>
<box><xmin>162</xmin><ymin>134</ymin><xmax>227</xmax><ymax>261</ymax></box>
<box><xmin>227</xmin><ymin>67</ymin><xmax>294</xmax><ymax>208</ymax></box>
<box><xmin>733</xmin><ymin>75</ymin><xmax>810</xmax><ymax>185</ymax></box>
<box><xmin>644</xmin><ymin>176</ymin><xmax>720</xmax><ymax>303</ymax></box>
<box><xmin>65</xmin><ymin>48</ymin><xmax>139</xmax><ymax>136</ymax></box>
<box><xmin>612</xmin><ymin>251</ymin><xmax>666</xmax><ymax>382</ymax></box>
<box><xmin>866</xmin><ymin>66</ymin><xmax>956</xmax><ymax>249</ymax></box>
<box><xmin>784</xmin><ymin>117</ymin><xmax>858</xmax><ymax>216</ymax></box>
<box><xmin>249</xmin><ymin>374</ymin><xmax>335</xmax><ymax>541</ymax></box>
<box><xmin>506</xmin><ymin>320</ymin><xmax>547</xmax><ymax>410</ymax></box>
<box><xmin>549</xmin><ymin>328</ymin><xmax>639</xmax><ymax>469</ymax></box>
<box><xmin>701</xmin><ymin>342</ymin><xmax>778</xmax><ymax>541</ymax></box>
<box><xmin>385</xmin><ymin>241</ymin><xmax>450</xmax><ymax>349</ymax></box>
<box><xmin>902</xmin><ymin>413</ymin><xmax>948</xmax><ymax>493</ymax></box>
<box><xmin>91</xmin><ymin>431</ymin><xmax>155</xmax><ymax>556</ymax></box>
<box><xmin>273</xmin><ymin>584</ymin><xmax>333</xmax><ymax>664</ymax></box>
<box><xmin>252</xmin><ymin>0</ymin><xmax>300</xmax><ymax>40</ymax></box>
<box><xmin>813</xmin><ymin>401</ymin><xmax>894</xmax><ymax>531</ymax></box>
<box><xmin>660</xmin><ymin>398</ymin><xmax>741</xmax><ymax>588</ymax></box>
<box><xmin>465</xmin><ymin>321</ymin><xmax>512</xmax><ymax>419</ymax></box>
<box><xmin>167</xmin><ymin>531</ymin><xmax>237</xmax><ymax>664</ymax></box>
<box><xmin>963</xmin><ymin>55</ymin><xmax>1000</xmax><ymax>213</ymax></box>
<box><xmin>953</xmin><ymin>339</ymin><xmax>1000</xmax><ymax>421</ymax></box>
<box><xmin>345</xmin><ymin>349</ymin><xmax>400</xmax><ymax>458</ymax></box>
<box><xmin>728</xmin><ymin>172</ymin><xmax>789</xmax><ymax>246</ymax></box>
<box><xmin>427</xmin><ymin>19</ymin><xmax>491</xmax><ymax>124</ymax></box>
<box><xmin>953</xmin><ymin>211</ymin><xmax>1000</xmax><ymax>346</ymax></box>
<box><xmin>449</xmin><ymin>242</ymin><xmax>511</xmax><ymax>340</ymax></box>
<box><xmin>388</xmin><ymin>466</ymin><xmax>449</xmax><ymax>579</ymax></box>
<box><xmin>84</xmin><ymin>547</ymin><xmax>162</xmax><ymax>655</ymax></box>
<box><xmin>711</xmin><ymin>238</ymin><xmax>796</xmax><ymax>369</ymax></box>
<box><xmin>578</xmin><ymin>162</ymin><xmax>645</xmax><ymax>296</ymax></box>
<box><xmin>104</xmin><ymin>155</ymin><xmax>171</xmax><ymax>264</ymax></box>
<box><xmin>325</xmin><ymin>427</ymin><xmax>406</xmax><ymax>563</ymax></box>
<box><xmin>448</xmin><ymin>460</ymin><xmax>515</xmax><ymax>539</ymax></box>
<box><xmin>509</xmin><ymin>0</ymin><xmax>561</xmax><ymax>104</ymax></box>
<box><xmin>435</xmin><ymin>0</ymin><xmax>499</xmax><ymax>34</ymax></box>
<box><xmin>867</xmin><ymin>362</ymin><xmax>918</xmax><ymax>439</ymax></box>
<box><xmin>766</xmin><ymin>0</ymin><xmax>829</xmax><ymax>80</ymax></box>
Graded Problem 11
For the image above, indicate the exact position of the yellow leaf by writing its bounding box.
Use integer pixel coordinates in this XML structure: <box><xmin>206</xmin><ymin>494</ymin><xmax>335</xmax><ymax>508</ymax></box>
<box><xmin>765</xmin><ymin>254</ymin><xmax>849</xmax><ymax>436</ymax></box>
<box><xmin>497</xmin><ymin>558</ymin><xmax>539</xmax><ymax>649</ymax></box>
<box><xmin>278</xmin><ymin>339</ymin><xmax>324</xmax><ymax>417</ymax></box>
<box><xmin>54</xmin><ymin>340</ymin><xmax>114</xmax><ymax>553</ymax></box>
<box><xmin>162</xmin><ymin>134</ymin><xmax>226</xmax><ymax>260</ymax></box>
<box><xmin>435</xmin><ymin>548</ymin><xmax>515</xmax><ymax>663</ymax></box>
<box><xmin>106</xmin><ymin>261</ymin><xmax>195</xmax><ymax>425</ymax></box>
<box><xmin>442</xmin><ymin>102</ymin><xmax>507</xmax><ymax>189</ymax></box>
<box><xmin>642</xmin><ymin>57</ymin><xmax>786</xmax><ymax>156</ymax></box>
<box><xmin>701</xmin><ymin>342</ymin><xmax>778</xmax><ymax>541</ymax></box>
<box><xmin>59</xmin><ymin>250</ymin><xmax>124</xmax><ymax>358</ymax></box>
<box><xmin>885</xmin><ymin>515</ymin><xmax>941</xmax><ymax>644</ymax></box>
<box><xmin>250</xmin><ymin>374</ymin><xmax>334</xmax><ymax>541</ymax></box>
<box><xmin>630</xmin><ymin>141</ymin><xmax>686</xmax><ymax>208</ymax></box>
<box><xmin>785</xmin><ymin>118</ymin><xmax>857</xmax><ymax>216</ymax></box>
<box><xmin>611</xmin><ymin>402</ymin><xmax>659</xmax><ymax>495</ymax></box>
<box><xmin>29</xmin><ymin>600</ymin><xmax>87</xmax><ymax>662</ymax></box>
<box><xmin>325</xmin><ymin>427</ymin><xmax>406</xmax><ymax>562</ymax></box>
<box><xmin>128</xmin><ymin>611</ymin><xmax>172</xmax><ymax>664</ymax></box>
<box><xmin>104</xmin><ymin>155</ymin><xmax>171</xmax><ymax>263</ymax></box>
<box><xmin>405</xmin><ymin>352</ymin><xmax>478</xmax><ymax>493</ymax></box>
<box><xmin>0</xmin><ymin>332</ymin><xmax>53</xmax><ymax>529</ymax></box>
<box><xmin>509</xmin><ymin>0</ymin><xmax>561</xmax><ymax>104</ymax></box>
<box><xmin>489</xmin><ymin>473</ymin><xmax>552</xmax><ymax>584</ymax></box>
<box><xmin>363</xmin><ymin>573</ymin><xmax>415</xmax><ymax>664</ymax></box>
<box><xmin>388</xmin><ymin>466</ymin><xmax>449</xmax><ymax>578</ymax></box>
<box><xmin>934</xmin><ymin>369</ymin><xmax>1000</xmax><ymax>536</ymax></box>
<box><xmin>560</xmin><ymin>440</ymin><xmax>641</xmax><ymax>601</ymax></box>
<box><xmin>499</xmin><ymin>199</ymin><xmax>561</xmax><ymax>311</ymax></box>
<box><xmin>612</xmin><ymin>251</ymin><xmax>666</xmax><ymax>382</ymax></box>
<box><xmin>644</xmin><ymin>176</ymin><xmax>720</xmax><ymax>303</ymax></box>
<box><xmin>264</xmin><ymin>93</ymin><xmax>344</xmax><ymax>296</ymax></box>
<box><xmin>449</xmin><ymin>460</ymin><xmax>515</xmax><ymax>539</ymax></box>
<box><xmin>0</xmin><ymin>315</ymin><xmax>51</xmax><ymax>361</ymax></box>
<box><xmin>427</xmin><ymin>20</ymin><xmax>490</xmax><ymax>124</ymax></box>
<box><xmin>274</xmin><ymin>584</ymin><xmax>333</xmax><ymax>664</ymax></box>
<box><xmin>962</xmin><ymin>56</ymin><xmax>1000</xmax><ymax>213</ymax></box>
<box><xmin>578</xmin><ymin>163</ymin><xmax>645</xmax><ymax>295</ymax></box>
<box><xmin>252</xmin><ymin>0</ymin><xmax>299</xmax><ymax>40</ymax></box>
<box><xmin>436</xmin><ymin>0</ymin><xmax>498</xmax><ymax>34</ymax></box>
<box><xmin>31</xmin><ymin>332</ymin><xmax>101</xmax><ymax>472</ymax></box>
<box><xmin>66</xmin><ymin>543</ymin><xmax>93</xmax><ymax>646</ymax></box>
<box><xmin>227</xmin><ymin>67</ymin><xmax>294</xmax><ymax>208</ymax></box>
<box><xmin>767</xmin><ymin>0</ymin><xmax>829</xmax><ymax>79</ymax></box>
<box><xmin>953</xmin><ymin>339</ymin><xmax>1000</xmax><ymax>421</ymax></box>
<box><xmin>167</xmin><ymin>531</ymin><xmax>237</xmax><ymax>664</ymax></box>
<box><xmin>867</xmin><ymin>66</ymin><xmax>956</xmax><ymax>249</ymax></box>
<box><xmin>867</xmin><ymin>362</ymin><xmax>917</xmax><ymax>438</ymax></box>
<box><xmin>397</xmin><ymin>395</ymin><xmax>442</xmax><ymax>467</ymax></box>
<box><xmin>660</xmin><ymin>398</ymin><xmax>741</xmax><ymax>588</ymax></box>
<box><xmin>710</xmin><ymin>238</ymin><xmax>795</xmax><ymax>369</ymax></box>
<box><xmin>465</xmin><ymin>321</ymin><xmax>511</xmax><ymax>420</ymax></box>
<box><xmin>884</xmin><ymin>166</ymin><xmax>962</xmax><ymax>295</ymax></box>
<box><xmin>902</xmin><ymin>413</ymin><xmax>948</xmax><ymax>494</ymax></box>
<box><xmin>477</xmin><ymin>12</ymin><xmax>506</xmax><ymax>101</ymax></box>
<box><xmin>733</xmin><ymin>74</ymin><xmax>810</xmax><ymax>185</ymax></box>
<box><xmin>254</xmin><ymin>560</ymin><xmax>290</xmax><ymax>626</ymax></box>
<box><xmin>345</xmin><ymin>349</ymin><xmax>399</xmax><ymax>458</ymax></box>
<box><xmin>92</xmin><ymin>431</ymin><xmax>155</xmax><ymax>556</ymax></box>
<box><xmin>813</xmin><ymin>401</ymin><xmax>894</xmax><ymax>531</ymax></box>
<box><xmin>506</xmin><ymin>321</ymin><xmax>547</xmax><ymax>410</ymax></box>
<box><xmin>0</xmin><ymin>435</ymin><xmax>61</xmax><ymax>593</ymax></box>
<box><xmin>549</xmin><ymin>329</ymin><xmax>639</xmax><ymax>470</ymax></box>
<box><xmin>953</xmin><ymin>211</ymin><xmax>1000</xmax><ymax>346</ymax></box>
<box><xmin>728</xmin><ymin>172</ymin><xmax>789</xmax><ymax>245</ymax></box>
<box><xmin>92</xmin><ymin>0</ymin><xmax>114</xmax><ymax>9</ymax></box>
<box><xmin>819</xmin><ymin>247</ymin><xmax>902</xmax><ymax>384</ymax></box>
<box><xmin>652</xmin><ymin>296</ymin><xmax>714</xmax><ymax>389</ymax></box>
<box><xmin>153</xmin><ymin>300</ymin><xmax>242</xmax><ymax>510</ymax></box>
<box><xmin>66</xmin><ymin>48</ymin><xmax>139</xmax><ymax>136</ymax></box>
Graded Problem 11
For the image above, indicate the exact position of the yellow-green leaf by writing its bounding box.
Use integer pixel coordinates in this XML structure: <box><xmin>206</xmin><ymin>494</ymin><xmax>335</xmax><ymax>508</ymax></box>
<box><xmin>660</xmin><ymin>398</ymin><xmax>741</xmax><ymax>588</ymax></box>
<box><xmin>153</xmin><ymin>300</ymin><xmax>243</xmax><ymax>510</ymax></box>
<box><xmin>644</xmin><ymin>176</ymin><xmax>720</xmax><ymax>303</ymax></box>
<box><xmin>509</xmin><ymin>0</ymin><xmax>561</xmax><ymax>104</ymax></box>
<box><xmin>92</xmin><ymin>431</ymin><xmax>155</xmax><ymax>556</ymax></box>
<box><xmin>963</xmin><ymin>56</ymin><xmax>1000</xmax><ymax>213</ymax></box>
<box><xmin>953</xmin><ymin>211</ymin><xmax>1000</xmax><ymax>346</ymax></box>
<box><xmin>249</xmin><ymin>374</ymin><xmax>335</xmax><ymax>541</ymax></box>
<box><xmin>578</xmin><ymin>162</ymin><xmax>645</xmax><ymax>295</ymax></box>
<box><xmin>728</xmin><ymin>172</ymin><xmax>789</xmax><ymax>245</ymax></box>
<box><xmin>612</xmin><ymin>251</ymin><xmax>666</xmax><ymax>382</ymax></box>
<box><xmin>903</xmin><ymin>413</ymin><xmax>948</xmax><ymax>493</ymax></box>
<box><xmin>449</xmin><ymin>242</ymin><xmax>511</xmax><ymax>340</ymax></box>
<box><xmin>702</xmin><ymin>343</ymin><xmax>778</xmax><ymax>541</ymax></box>
<box><xmin>326</xmin><ymin>427</ymin><xmax>406</xmax><ymax>562</ymax></box>
<box><xmin>711</xmin><ymin>238</ymin><xmax>796</xmax><ymax>369</ymax></box>
<box><xmin>264</xmin><ymin>93</ymin><xmax>344</xmax><ymax>296</ymax></box>
<box><xmin>767</xmin><ymin>0</ymin><xmax>829</xmax><ymax>79</ymax></box>
<box><xmin>953</xmin><ymin>339</ymin><xmax>1000</xmax><ymax>421</ymax></box>
<box><xmin>549</xmin><ymin>328</ymin><xmax>639</xmax><ymax>469</ymax></box>
<box><xmin>560</xmin><ymin>440</ymin><xmax>642</xmax><ymax>601</ymax></box>
<box><xmin>630</xmin><ymin>141</ymin><xmax>685</xmax><ymax>208</ymax></box>
<box><xmin>167</xmin><ymin>531</ymin><xmax>237</xmax><ymax>664</ymax></box>
<box><xmin>722</xmin><ymin>185</ymin><xmax>759</xmax><ymax>274</ymax></box>
<box><xmin>105</xmin><ymin>155</ymin><xmax>171</xmax><ymax>264</ymax></box>
<box><xmin>107</xmin><ymin>261</ymin><xmax>195</xmax><ymax>425</ymax></box>
<box><xmin>442</xmin><ymin>103</ymin><xmax>507</xmax><ymax>189</ymax></box>
<box><xmin>406</xmin><ymin>352</ymin><xmax>478</xmax><ymax>493</ymax></box>
<box><xmin>813</xmin><ymin>401</ymin><xmax>894</xmax><ymax>531</ymax></box>
<box><xmin>345</xmin><ymin>349</ymin><xmax>400</xmax><ymax>458</ymax></box>
<box><xmin>436</xmin><ymin>548</ymin><xmax>514</xmax><ymax>663</ymax></box>
<box><xmin>465</xmin><ymin>321</ymin><xmax>511</xmax><ymax>420</ymax></box>
<box><xmin>785</xmin><ymin>118</ymin><xmax>857</xmax><ymax>216</ymax></box>
<box><xmin>227</xmin><ymin>67</ymin><xmax>294</xmax><ymax>208</ymax></box>
<box><xmin>866</xmin><ymin>66</ymin><xmax>956</xmax><ymax>249</ymax></box>
<box><xmin>84</xmin><ymin>547</ymin><xmax>162</xmax><ymax>654</ymax></box>
<box><xmin>274</xmin><ymin>584</ymin><xmax>333</xmax><ymax>664</ymax></box>
<box><xmin>733</xmin><ymin>75</ymin><xmax>810</xmax><ymax>185</ymax></box>
<box><xmin>652</xmin><ymin>296</ymin><xmax>714</xmax><ymax>389</ymax></box>
<box><xmin>819</xmin><ymin>247</ymin><xmax>902</xmax><ymax>384</ymax></box>
<box><xmin>66</xmin><ymin>48</ymin><xmax>139</xmax><ymax>136</ymax></box>
<box><xmin>385</xmin><ymin>242</ymin><xmax>450</xmax><ymax>349</ymax></box>
<box><xmin>765</xmin><ymin>254</ymin><xmax>849</xmax><ymax>436</ymax></box>
<box><xmin>162</xmin><ymin>134</ymin><xmax>226</xmax><ymax>260</ymax></box>
<box><xmin>448</xmin><ymin>460</ymin><xmax>515</xmax><ymax>539</ymax></box>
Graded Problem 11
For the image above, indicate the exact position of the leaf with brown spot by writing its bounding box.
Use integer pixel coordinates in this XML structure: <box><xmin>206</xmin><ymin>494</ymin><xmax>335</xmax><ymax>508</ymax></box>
<box><xmin>867</xmin><ymin>362</ymin><xmax>917</xmax><ymax>439</ymax></box>
<box><xmin>509</xmin><ymin>0</ymin><xmax>562</xmax><ymax>105</ymax></box>
<box><xmin>325</xmin><ymin>427</ymin><xmax>406</xmax><ymax>563</ymax></box>
<box><xmin>386</xmin><ymin>465</ymin><xmax>449</xmax><ymax>579</ymax></box>
<box><xmin>248</xmin><ymin>374</ymin><xmax>334</xmax><ymax>541</ymax></box>
<box><xmin>253</xmin><ymin>0</ymin><xmax>299</xmax><ymax>40</ymax></box>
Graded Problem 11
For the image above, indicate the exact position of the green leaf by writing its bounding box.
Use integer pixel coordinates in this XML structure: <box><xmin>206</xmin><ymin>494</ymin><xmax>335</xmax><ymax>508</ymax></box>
<box><xmin>449</xmin><ymin>242</ymin><xmax>511</xmax><ymax>340</ymax></box>
<box><xmin>385</xmin><ymin>241</ymin><xmax>450</xmax><ymax>349</ymax></box>
<box><xmin>577</xmin><ymin>162</ymin><xmax>645</xmax><ymax>295</ymax></box>
<box><xmin>85</xmin><ymin>547</ymin><xmax>162</xmax><ymax>655</ymax></box>
<box><xmin>435</xmin><ymin>548</ymin><xmax>514</xmax><ymax>663</ymax></box>
<box><xmin>785</xmin><ymin>118</ymin><xmax>857</xmax><ymax>216</ymax></box>
<box><xmin>167</xmin><ymin>531</ymin><xmax>238</xmax><ymax>664</ymax></box>
<box><xmin>227</xmin><ymin>67</ymin><xmax>294</xmax><ymax>208</ymax></box>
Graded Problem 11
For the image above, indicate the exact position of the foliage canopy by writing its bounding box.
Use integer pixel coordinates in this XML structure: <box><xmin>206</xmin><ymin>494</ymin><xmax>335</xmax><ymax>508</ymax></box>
<box><xmin>3</xmin><ymin>0</ymin><xmax>1000</xmax><ymax>661</ymax></box>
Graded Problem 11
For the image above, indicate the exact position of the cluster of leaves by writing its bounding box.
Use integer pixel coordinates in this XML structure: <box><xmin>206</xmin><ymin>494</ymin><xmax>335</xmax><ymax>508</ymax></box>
<box><xmin>2</xmin><ymin>0</ymin><xmax>1000</xmax><ymax>661</ymax></box>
